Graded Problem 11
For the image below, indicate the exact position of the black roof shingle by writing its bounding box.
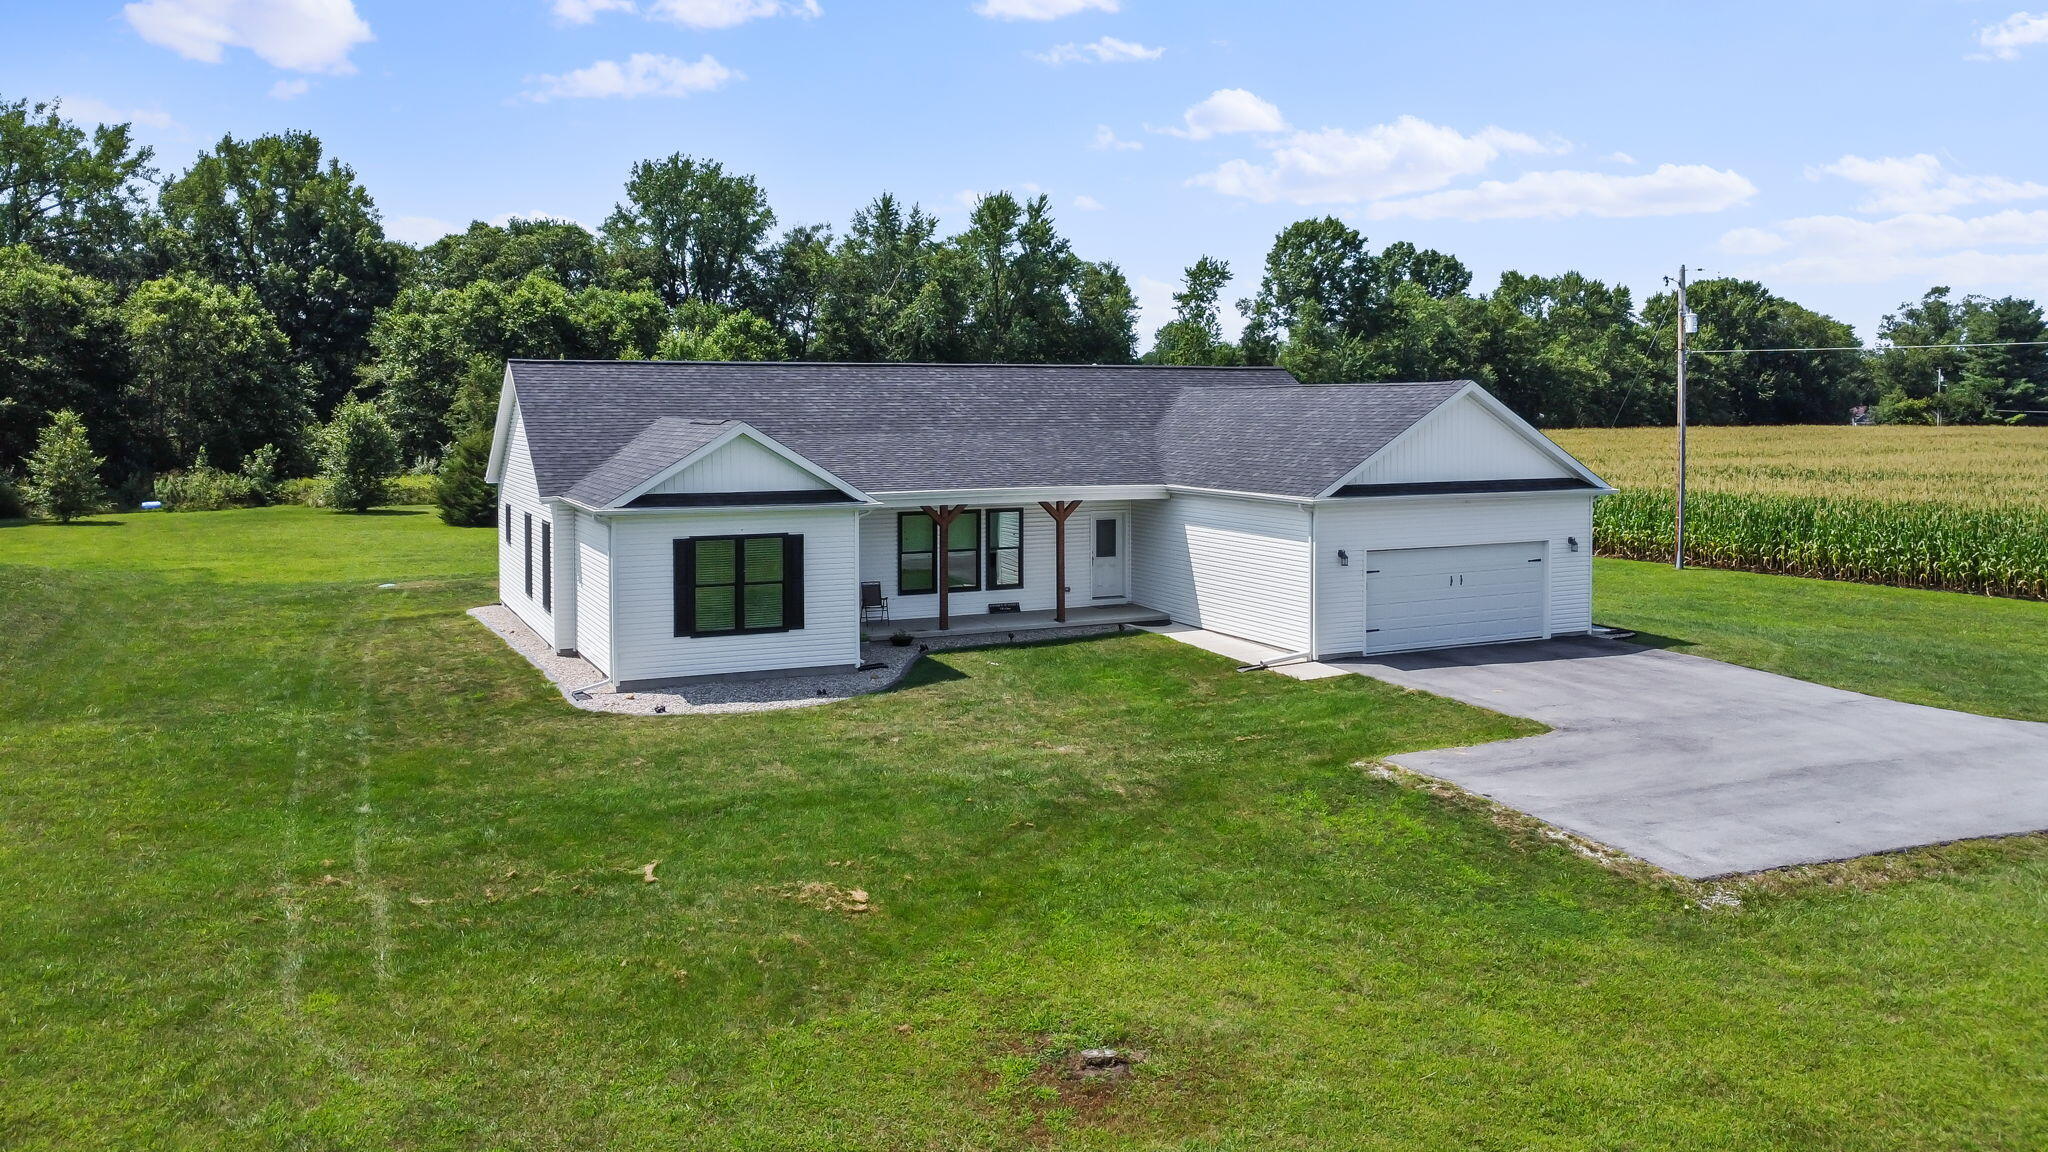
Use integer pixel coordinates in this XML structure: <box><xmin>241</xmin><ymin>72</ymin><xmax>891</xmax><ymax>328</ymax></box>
<box><xmin>507</xmin><ymin>360</ymin><xmax>1473</xmax><ymax>502</ymax></box>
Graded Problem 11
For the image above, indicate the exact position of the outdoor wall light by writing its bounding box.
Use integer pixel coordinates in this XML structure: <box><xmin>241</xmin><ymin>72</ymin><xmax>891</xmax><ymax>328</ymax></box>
<box><xmin>1568</xmin><ymin>537</ymin><xmax>1580</xmax><ymax>553</ymax></box>
<box><xmin>1337</xmin><ymin>549</ymin><xmax>1349</xmax><ymax>566</ymax></box>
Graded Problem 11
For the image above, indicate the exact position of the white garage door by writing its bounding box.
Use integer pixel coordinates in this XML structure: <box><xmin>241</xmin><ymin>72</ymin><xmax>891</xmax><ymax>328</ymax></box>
<box><xmin>1365</xmin><ymin>541</ymin><xmax>1547</xmax><ymax>655</ymax></box>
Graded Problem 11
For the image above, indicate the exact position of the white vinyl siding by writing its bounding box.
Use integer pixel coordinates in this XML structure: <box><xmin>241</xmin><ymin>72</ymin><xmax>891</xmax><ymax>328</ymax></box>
<box><xmin>497</xmin><ymin>402</ymin><xmax>556</xmax><ymax>647</ymax></box>
<box><xmin>1311</xmin><ymin>492</ymin><xmax>1595</xmax><ymax>657</ymax></box>
<box><xmin>1335</xmin><ymin>392</ymin><xmax>1576</xmax><ymax>488</ymax></box>
<box><xmin>608</xmin><ymin>507</ymin><xmax>861</xmax><ymax>683</ymax></box>
<box><xmin>858</xmin><ymin>501</ymin><xmax>1132</xmax><ymax>617</ymax></box>
<box><xmin>573</xmin><ymin>510</ymin><xmax>613</xmax><ymax>676</ymax></box>
<box><xmin>1130</xmin><ymin>494</ymin><xmax>1312</xmax><ymax>651</ymax></box>
<box><xmin>647</xmin><ymin>434</ymin><xmax>835</xmax><ymax>496</ymax></box>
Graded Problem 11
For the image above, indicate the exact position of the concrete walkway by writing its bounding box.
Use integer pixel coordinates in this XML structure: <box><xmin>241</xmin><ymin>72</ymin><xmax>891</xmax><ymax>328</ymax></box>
<box><xmin>1330</xmin><ymin>636</ymin><xmax>2048</xmax><ymax>878</ymax></box>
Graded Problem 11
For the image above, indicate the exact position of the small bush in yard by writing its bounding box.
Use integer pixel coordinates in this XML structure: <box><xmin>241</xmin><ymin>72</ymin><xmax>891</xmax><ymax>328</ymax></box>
<box><xmin>240</xmin><ymin>443</ymin><xmax>284</xmax><ymax>504</ymax></box>
<box><xmin>23</xmin><ymin>409</ymin><xmax>106</xmax><ymax>522</ymax></box>
<box><xmin>0</xmin><ymin>474</ymin><xmax>26</xmax><ymax>520</ymax></box>
<box><xmin>156</xmin><ymin>451</ymin><xmax>260</xmax><ymax>511</ymax></box>
<box><xmin>318</xmin><ymin>398</ymin><xmax>400</xmax><ymax>513</ymax></box>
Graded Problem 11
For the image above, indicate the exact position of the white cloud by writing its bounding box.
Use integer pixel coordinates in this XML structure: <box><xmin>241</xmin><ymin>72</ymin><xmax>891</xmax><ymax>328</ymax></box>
<box><xmin>268</xmin><ymin>78</ymin><xmax>311</xmax><ymax>100</ymax></box>
<box><xmin>551</xmin><ymin>0</ymin><xmax>819</xmax><ymax>26</ymax></box>
<box><xmin>56</xmin><ymin>96</ymin><xmax>183</xmax><ymax>134</ymax></box>
<box><xmin>123</xmin><ymin>0</ymin><xmax>371</xmax><ymax>74</ymax></box>
<box><xmin>523</xmin><ymin>53</ymin><xmax>739</xmax><ymax>101</ymax></box>
<box><xmin>1366</xmin><ymin>164</ymin><xmax>1756</xmax><ymax>221</ymax></box>
<box><xmin>1605</xmin><ymin>151</ymin><xmax>1637</xmax><ymax>165</ymax></box>
<box><xmin>645</xmin><ymin>0</ymin><xmax>820</xmax><ymax>27</ymax></box>
<box><xmin>1192</xmin><ymin>114</ymin><xmax>1559</xmax><ymax>205</ymax></box>
<box><xmin>1090</xmin><ymin>124</ymin><xmax>1141</xmax><ymax>151</ymax></box>
<box><xmin>388</xmin><ymin>215</ymin><xmax>457</xmax><ymax>245</ymax></box>
<box><xmin>1811</xmin><ymin>153</ymin><xmax>2048</xmax><ymax>214</ymax></box>
<box><xmin>552</xmin><ymin>0</ymin><xmax>636</xmax><ymax>21</ymax></box>
<box><xmin>1072</xmin><ymin>194</ymin><xmax>1104</xmax><ymax>210</ymax></box>
<box><xmin>1033</xmin><ymin>35</ymin><xmax>1162</xmax><ymax>64</ymax></box>
<box><xmin>1976</xmin><ymin>11</ymin><xmax>2048</xmax><ymax>59</ymax></box>
<box><xmin>1721</xmin><ymin>209</ymin><xmax>2048</xmax><ymax>287</ymax></box>
<box><xmin>1157</xmin><ymin>88</ymin><xmax>1287</xmax><ymax>141</ymax></box>
<box><xmin>975</xmin><ymin>0</ymin><xmax>1116</xmax><ymax>19</ymax></box>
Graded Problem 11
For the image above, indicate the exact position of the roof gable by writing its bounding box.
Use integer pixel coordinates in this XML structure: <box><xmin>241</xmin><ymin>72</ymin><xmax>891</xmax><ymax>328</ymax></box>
<box><xmin>1323</xmin><ymin>384</ymin><xmax>1609</xmax><ymax>497</ymax></box>
<box><xmin>562</xmin><ymin>417</ymin><xmax>867</xmax><ymax>509</ymax></box>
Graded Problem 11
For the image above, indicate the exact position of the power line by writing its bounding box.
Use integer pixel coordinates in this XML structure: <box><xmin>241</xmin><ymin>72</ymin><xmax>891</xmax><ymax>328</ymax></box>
<box><xmin>1687</xmin><ymin>339</ymin><xmax>2048</xmax><ymax>355</ymax></box>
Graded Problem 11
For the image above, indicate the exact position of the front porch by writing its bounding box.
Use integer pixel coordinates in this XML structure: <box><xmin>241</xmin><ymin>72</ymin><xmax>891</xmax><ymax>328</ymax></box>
<box><xmin>870</xmin><ymin>602</ymin><xmax>1170</xmax><ymax>641</ymax></box>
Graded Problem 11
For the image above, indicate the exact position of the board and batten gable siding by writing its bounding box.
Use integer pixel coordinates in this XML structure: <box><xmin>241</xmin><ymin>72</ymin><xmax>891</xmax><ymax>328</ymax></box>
<box><xmin>1310</xmin><ymin>493</ymin><xmax>1595</xmax><ymax>658</ymax></box>
<box><xmin>648</xmin><ymin>434</ymin><xmax>835</xmax><ymax>495</ymax></box>
<box><xmin>572</xmin><ymin>509</ymin><xmax>613</xmax><ymax>676</ymax></box>
<box><xmin>607</xmin><ymin>507</ymin><xmax>861</xmax><ymax>683</ymax></box>
<box><xmin>1130</xmin><ymin>494</ymin><xmax>1312</xmax><ymax>652</ymax></box>
<box><xmin>497</xmin><ymin>401</ymin><xmax>558</xmax><ymax>648</ymax></box>
<box><xmin>1334</xmin><ymin>392</ymin><xmax>1575</xmax><ymax>488</ymax></box>
<box><xmin>857</xmin><ymin>501</ymin><xmax>1133</xmax><ymax>616</ymax></box>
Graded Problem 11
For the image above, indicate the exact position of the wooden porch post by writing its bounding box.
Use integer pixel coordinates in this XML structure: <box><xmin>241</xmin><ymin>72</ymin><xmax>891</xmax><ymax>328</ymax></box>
<box><xmin>1036</xmin><ymin>500</ymin><xmax>1082</xmax><ymax>623</ymax></box>
<box><xmin>919</xmin><ymin>504</ymin><xmax>967</xmax><ymax>630</ymax></box>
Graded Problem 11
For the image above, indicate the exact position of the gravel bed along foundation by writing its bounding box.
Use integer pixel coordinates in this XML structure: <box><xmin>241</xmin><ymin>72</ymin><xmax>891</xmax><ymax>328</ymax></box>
<box><xmin>468</xmin><ymin>604</ymin><xmax>1128</xmax><ymax>716</ymax></box>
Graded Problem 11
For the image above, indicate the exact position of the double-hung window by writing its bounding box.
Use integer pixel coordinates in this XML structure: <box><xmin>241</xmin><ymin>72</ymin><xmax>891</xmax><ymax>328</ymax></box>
<box><xmin>985</xmin><ymin>509</ymin><xmax>1023</xmax><ymax>590</ymax></box>
<box><xmin>674</xmin><ymin>534</ymin><xmax>805</xmax><ymax>636</ymax></box>
<box><xmin>897</xmin><ymin>511</ymin><xmax>981</xmax><ymax>595</ymax></box>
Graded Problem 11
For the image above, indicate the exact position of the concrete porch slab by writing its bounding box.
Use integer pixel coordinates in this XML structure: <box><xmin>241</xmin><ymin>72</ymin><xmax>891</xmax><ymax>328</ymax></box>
<box><xmin>877</xmin><ymin>602</ymin><xmax>1169</xmax><ymax>639</ymax></box>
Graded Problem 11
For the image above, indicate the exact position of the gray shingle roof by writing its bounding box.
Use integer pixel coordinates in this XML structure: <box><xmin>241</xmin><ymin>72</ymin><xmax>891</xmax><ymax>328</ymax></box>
<box><xmin>560</xmin><ymin>416</ymin><xmax>734</xmax><ymax>507</ymax></box>
<box><xmin>508</xmin><ymin>360</ymin><xmax>1471</xmax><ymax>502</ymax></box>
<box><xmin>1155</xmin><ymin>381</ymin><xmax>1468</xmax><ymax>495</ymax></box>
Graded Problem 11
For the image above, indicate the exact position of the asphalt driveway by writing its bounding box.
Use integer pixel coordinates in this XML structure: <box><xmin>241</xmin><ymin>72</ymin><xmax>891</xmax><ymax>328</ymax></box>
<box><xmin>1334</xmin><ymin>636</ymin><xmax>2048</xmax><ymax>878</ymax></box>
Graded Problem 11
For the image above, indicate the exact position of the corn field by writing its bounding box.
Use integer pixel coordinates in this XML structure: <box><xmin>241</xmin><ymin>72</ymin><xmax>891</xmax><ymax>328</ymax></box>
<box><xmin>1549</xmin><ymin>426</ymin><xmax>2048</xmax><ymax>600</ymax></box>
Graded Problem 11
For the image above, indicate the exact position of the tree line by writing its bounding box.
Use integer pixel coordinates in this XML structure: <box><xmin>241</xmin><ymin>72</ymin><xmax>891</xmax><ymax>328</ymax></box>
<box><xmin>3</xmin><ymin>93</ymin><xmax>2044</xmax><ymax>520</ymax></box>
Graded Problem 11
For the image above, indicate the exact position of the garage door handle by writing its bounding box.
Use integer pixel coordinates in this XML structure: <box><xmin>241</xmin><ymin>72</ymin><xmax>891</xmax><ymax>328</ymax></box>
<box><xmin>1365</xmin><ymin>569</ymin><xmax>1380</xmax><ymax>574</ymax></box>
<box><xmin>1527</xmin><ymin>558</ymin><xmax>1543</xmax><ymax>563</ymax></box>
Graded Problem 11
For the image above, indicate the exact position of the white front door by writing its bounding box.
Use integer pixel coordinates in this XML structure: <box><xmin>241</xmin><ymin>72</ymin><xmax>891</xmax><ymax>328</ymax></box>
<box><xmin>1089</xmin><ymin>514</ymin><xmax>1126</xmax><ymax>599</ymax></box>
<box><xmin>1365</xmin><ymin>541</ymin><xmax>1547</xmax><ymax>655</ymax></box>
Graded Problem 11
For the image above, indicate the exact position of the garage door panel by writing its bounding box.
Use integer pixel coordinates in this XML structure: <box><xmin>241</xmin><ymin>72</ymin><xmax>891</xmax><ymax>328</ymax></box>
<box><xmin>1364</xmin><ymin>541</ymin><xmax>1546</xmax><ymax>655</ymax></box>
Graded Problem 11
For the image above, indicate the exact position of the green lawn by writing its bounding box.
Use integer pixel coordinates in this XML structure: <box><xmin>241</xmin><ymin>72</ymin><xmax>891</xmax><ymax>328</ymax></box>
<box><xmin>1595</xmin><ymin>557</ymin><xmax>2048</xmax><ymax>722</ymax></box>
<box><xmin>3</xmin><ymin>507</ymin><xmax>2045</xmax><ymax>1150</ymax></box>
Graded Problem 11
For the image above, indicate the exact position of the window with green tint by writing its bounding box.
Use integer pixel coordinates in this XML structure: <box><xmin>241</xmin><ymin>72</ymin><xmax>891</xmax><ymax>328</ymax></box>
<box><xmin>674</xmin><ymin>534</ymin><xmax>803</xmax><ymax>636</ymax></box>
<box><xmin>898</xmin><ymin>512</ymin><xmax>937</xmax><ymax>595</ymax></box>
<box><xmin>900</xmin><ymin>510</ymin><xmax>1005</xmax><ymax>596</ymax></box>
<box><xmin>986</xmin><ymin>509</ymin><xmax>1022</xmax><ymax>589</ymax></box>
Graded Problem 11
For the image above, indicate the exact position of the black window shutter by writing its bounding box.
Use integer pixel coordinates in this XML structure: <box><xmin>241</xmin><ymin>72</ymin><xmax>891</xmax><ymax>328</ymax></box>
<box><xmin>523</xmin><ymin>513</ymin><xmax>533</xmax><ymax>597</ymax></box>
<box><xmin>503</xmin><ymin>505</ymin><xmax>511</xmax><ymax>543</ymax></box>
<box><xmin>782</xmin><ymin>534</ymin><xmax>805</xmax><ymax>630</ymax></box>
<box><xmin>673</xmin><ymin>538</ymin><xmax>693</xmax><ymax>636</ymax></box>
<box><xmin>541</xmin><ymin>521</ymin><xmax>552</xmax><ymax>611</ymax></box>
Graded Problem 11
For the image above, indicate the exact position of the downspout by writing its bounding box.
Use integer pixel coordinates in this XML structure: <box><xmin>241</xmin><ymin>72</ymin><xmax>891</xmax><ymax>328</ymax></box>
<box><xmin>1305</xmin><ymin>499</ymin><xmax>1318</xmax><ymax>661</ymax></box>
<box><xmin>604</xmin><ymin>513</ymin><xmax>619</xmax><ymax>686</ymax></box>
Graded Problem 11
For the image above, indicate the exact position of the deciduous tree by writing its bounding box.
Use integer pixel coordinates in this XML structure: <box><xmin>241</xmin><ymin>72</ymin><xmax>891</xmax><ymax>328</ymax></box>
<box><xmin>157</xmin><ymin>131</ymin><xmax>404</xmax><ymax>411</ymax></box>
<box><xmin>0</xmin><ymin>97</ymin><xmax>155</xmax><ymax>283</ymax></box>
<box><xmin>122</xmin><ymin>272</ymin><xmax>309</xmax><ymax>473</ymax></box>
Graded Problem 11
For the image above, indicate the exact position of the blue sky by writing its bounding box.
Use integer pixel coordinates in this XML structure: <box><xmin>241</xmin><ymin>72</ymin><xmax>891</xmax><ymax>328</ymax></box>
<box><xmin>8</xmin><ymin>0</ymin><xmax>2048</xmax><ymax>342</ymax></box>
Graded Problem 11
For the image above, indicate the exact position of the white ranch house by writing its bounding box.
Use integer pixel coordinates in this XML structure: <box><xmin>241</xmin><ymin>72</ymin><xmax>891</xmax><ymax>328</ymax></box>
<box><xmin>484</xmin><ymin>361</ymin><xmax>1613</xmax><ymax>690</ymax></box>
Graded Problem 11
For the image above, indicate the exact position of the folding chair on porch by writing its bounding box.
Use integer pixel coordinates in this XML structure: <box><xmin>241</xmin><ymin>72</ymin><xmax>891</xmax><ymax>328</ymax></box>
<box><xmin>860</xmin><ymin>581</ymin><xmax>889</xmax><ymax>623</ymax></box>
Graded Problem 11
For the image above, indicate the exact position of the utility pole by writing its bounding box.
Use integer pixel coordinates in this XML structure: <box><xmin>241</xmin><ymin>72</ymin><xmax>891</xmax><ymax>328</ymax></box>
<box><xmin>1934</xmin><ymin>367</ymin><xmax>1945</xmax><ymax>427</ymax></box>
<box><xmin>1673</xmin><ymin>265</ymin><xmax>1690</xmax><ymax>570</ymax></box>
